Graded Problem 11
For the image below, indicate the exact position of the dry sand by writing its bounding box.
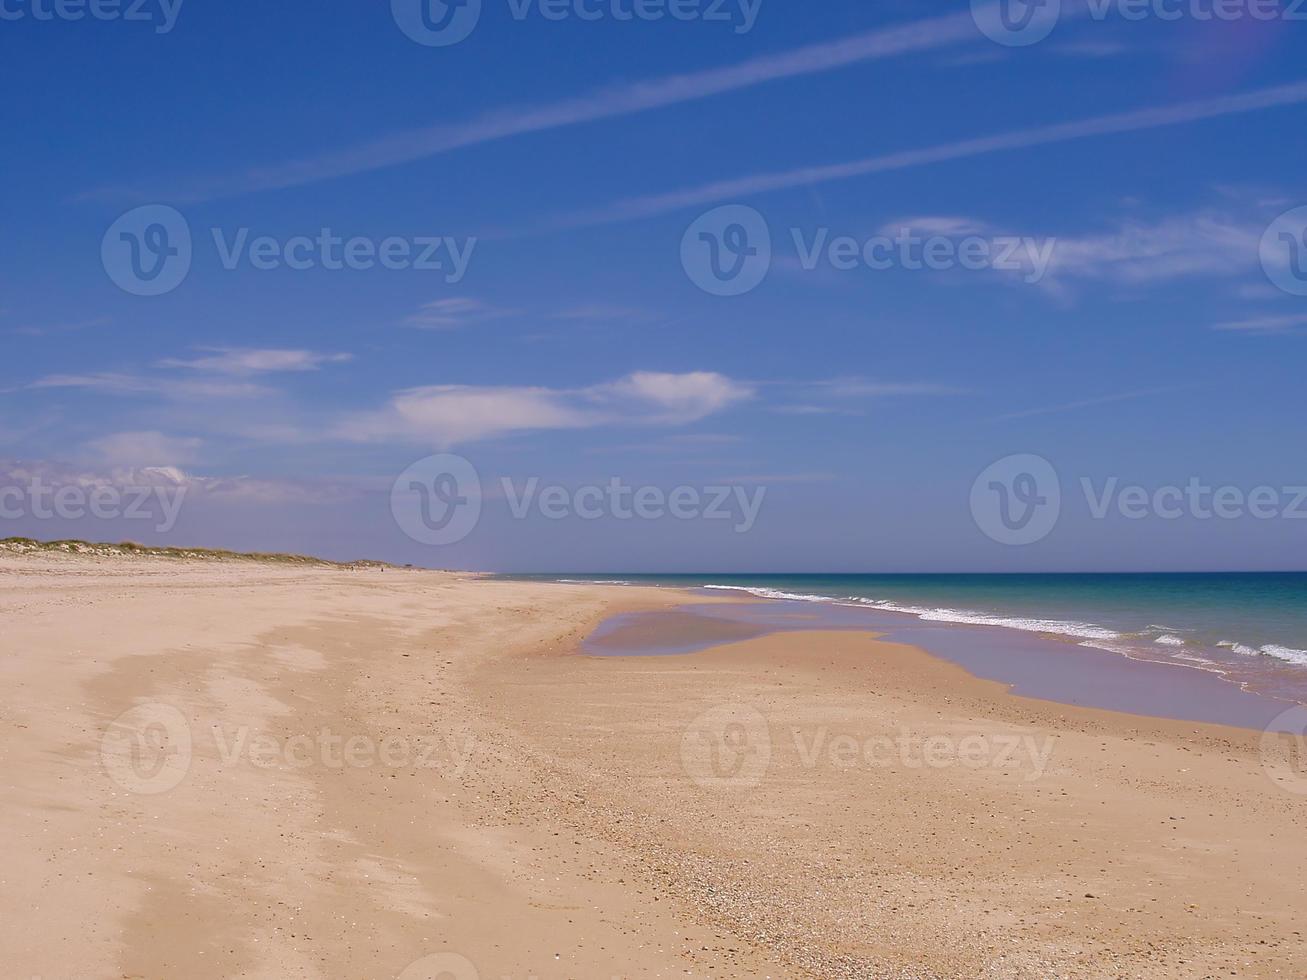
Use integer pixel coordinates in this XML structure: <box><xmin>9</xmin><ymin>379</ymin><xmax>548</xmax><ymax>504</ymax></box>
<box><xmin>2</xmin><ymin>551</ymin><xmax>1305</xmax><ymax>979</ymax></box>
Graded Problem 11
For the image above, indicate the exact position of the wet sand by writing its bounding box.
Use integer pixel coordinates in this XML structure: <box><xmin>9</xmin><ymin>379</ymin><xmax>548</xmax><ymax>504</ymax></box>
<box><xmin>586</xmin><ymin>598</ymin><xmax>1305</xmax><ymax>731</ymax></box>
<box><xmin>4</xmin><ymin>551</ymin><xmax>1307</xmax><ymax>978</ymax></box>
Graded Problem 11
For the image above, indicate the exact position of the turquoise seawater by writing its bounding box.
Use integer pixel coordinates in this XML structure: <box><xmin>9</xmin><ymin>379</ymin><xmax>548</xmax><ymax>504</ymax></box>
<box><xmin>525</xmin><ymin>572</ymin><xmax>1307</xmax><ymax>700</ymax></box>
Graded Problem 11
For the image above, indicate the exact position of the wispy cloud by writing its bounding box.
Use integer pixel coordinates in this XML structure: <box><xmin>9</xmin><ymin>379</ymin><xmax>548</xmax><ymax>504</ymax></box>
<box><xmin>563</xmin><ymin>81</ymin><xmax>1307</xmax><ymax>226</ymax></box>
<box><xmin>6</xmin><ymin>315</ymin><xmax>112</xmax><ymax>338</ymax></box>
<box><xmin>88</xmin><ymin>430</ymin><xmax>202</xmax><ymax>467</ymax></box>
<box><xmin>879</xmin><ymin>216</ymin><xmax>988</xmax><ymax>237</ymax></box>
<box><xmin>159</xmin><ymin>347</ymin><xmax>352</xmax><ymax>375</ymax></box>
<box><xmin>401</xmin><ymin>297</ymin><xmax>512</xmax><ymax>330</ymax></box>
<box><xmin>339</xmin><ymin>371</ymin><xmax>754</xmax><ymax>448</ymax></box>
<box><xmin>1037</xmin><ymin>210</ymin><xmax>1263</xmax><ymax>291</ymax></box>
<box><xmin>551</xmin><ymin>304</ymin><xmax>658</xmax><ymax>323</ymax></box>
<box><xmin>1212</xmin><ymin>313</ymin><xmax>1307</xmax><ymax>335</ymax></box>
<box><xmin>29</xmin><ymin>372</ymin><xmax>268</xmax><ymax>400</ymax></box>
<box><xmin>1053</xmin><ymin>40</ymin><xmax>1130</xmax><ymax>58</ymax></box>
<box><xmin>815</xmin><ymin>379</ymin><xmax>965</xmax><ymax>398</ymax></box>
<box><xmin>0</xmin><ymin>457</ymin><xmax>358</xmax><ymax>505</ymax></box>
<box><xmin>990</xmin><ymin>386</ymin><xmax>1180</xmax><ymax>422</ymax></box>
<box><xmin>767</xmin><ymin>378</ymin><xmax>963</xmax><ymax>416</ymax></box>
<box><xmin>79</xmin><ymin>11</ymin><xmax>985</xmax><ymax>203</ymax></box>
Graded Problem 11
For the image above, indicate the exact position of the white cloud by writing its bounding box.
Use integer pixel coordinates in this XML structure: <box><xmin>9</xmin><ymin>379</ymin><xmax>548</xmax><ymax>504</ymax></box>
<box><xmin>1037</xmin><ymin>211</ymin><xmax>1262</xmax><ymax>290</ymax></box>
<box><xmin>1212</xmin><ymin>313</ymin><xmax>1307</xmax><ymax>334</ymax></box>
<box><xmin>159</xmin><ymin>347</ymin><xmax>352</xmax><ymax>375</ymax></box>
<box><xmin>551</xmin><ymin>304</ymin><xmax>656</xmax><ymax>323</ymax></box>
<box><xmin>817</xmin><ymin>379</ymin><xmax>964</xmax><ymax>398</ymax></box>
<box><xmin>88</xmin><ymin>431</ymin><xmax>202</xmax><ymax>467</ymax></box>
<box><xmin>1053</xmin><ymin>40</ymin><xmax>1130</xmax><ymax>58</ymax></box>
<box><xmin>591</xmin><ymin>371</ymin><xmax>753</xmax><ymax>423</ymax></box>
<box><xmin>878</xmin><ymin>216</ymin><xmax>987</xmax><ymax>237</ymax></box>
<box><xmin>0</xmin><ymin>458</ymin><xmax>355</xmax><ymax>505</ymax></box>
<box><xmin>339</xmin><ymin>371</ymin><xmax>753</xmax><ymax>448</ymax></box>
<box><xmin>29</xmin><ymin>372</ymin><xmax>268</xmax><ymax>400</ymax></box>
<box><xmin>402</xmin><ymin>298</ymin><xmax>511</xmax><ymax>330</ymax></box>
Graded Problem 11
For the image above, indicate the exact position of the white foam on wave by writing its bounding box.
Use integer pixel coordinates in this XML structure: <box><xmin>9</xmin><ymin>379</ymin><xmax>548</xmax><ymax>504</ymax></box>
<box><xmin>700</xmin><ymin>584</ymin><xmax>1307</xmax><ymax>672</ymax></box>
<box><xmin>702</xmin><ymin>585</ymin><xmax>1122</xmax><ymax>642</ymax></box>
<box><xmin>701</xmin><ymin>584</ymin><xmax>832</xmax><ymax>602</ymax></box>
<box><xmin>1261</xmin><ymin>644</ymin><xmax>1307</xmax><ymax>666</ymax></box>
<box><xmin>852</xmin><ymin>598</ymin><xmax>1122</xmax><ymax>641</ymax></box>
<box><xmin>1217</xmin><ymin>641</ymin><xmax>1307</xmax><ymax>666</ymax></box>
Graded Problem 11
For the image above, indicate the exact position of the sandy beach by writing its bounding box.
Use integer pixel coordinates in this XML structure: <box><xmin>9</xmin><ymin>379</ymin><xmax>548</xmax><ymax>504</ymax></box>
<box><xmin>3</xmin><ymin>549</ymin><xmax>1306</xmax><ymax>979</ymax></box>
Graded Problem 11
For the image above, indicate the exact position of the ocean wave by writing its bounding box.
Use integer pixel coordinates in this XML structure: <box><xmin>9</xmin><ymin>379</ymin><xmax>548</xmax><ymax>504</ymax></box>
<box><xmin>701</xmin><ymin>584</ymin><xmax>833</xmax><ymax>602</ymax></box>
<box><xmin>1217</xmin><ymin>641</ymin><xmax>1307</xmax><ymax>666</ymax></box>
<box><xmin>701</xmin><ymin>584</ymin><xmax>1122</xmax><ymax>642</ymax></box>
<box><xmin>700</xmin><ymin>583</ymin><xmax>1307</xmax><ymax>670</ymax></box>
<box><xmin>1261</xmin><ymin>644</ymin><xmax>1307</xmax><ymax>666</ymax></box>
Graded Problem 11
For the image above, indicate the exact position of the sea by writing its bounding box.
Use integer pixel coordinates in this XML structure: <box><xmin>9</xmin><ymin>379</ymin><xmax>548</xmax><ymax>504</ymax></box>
<box><xmin>519</xmin><ymin>572</ymin><xmax>1307</xmax><ymax>714</ymax></box>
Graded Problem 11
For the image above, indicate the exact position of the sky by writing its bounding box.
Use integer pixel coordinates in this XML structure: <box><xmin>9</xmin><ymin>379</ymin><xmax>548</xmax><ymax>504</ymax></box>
<box><xmin>2</xmin><ymin>0</ymin><xmax>1306</xmax><ymax>571</ymax></box>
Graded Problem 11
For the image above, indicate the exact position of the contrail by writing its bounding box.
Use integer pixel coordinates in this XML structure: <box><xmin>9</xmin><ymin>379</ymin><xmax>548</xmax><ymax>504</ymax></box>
<box><xmin>561</xmin><ymin>80</ymin><xmax>1307</xmax><ymax>226</ymax></box>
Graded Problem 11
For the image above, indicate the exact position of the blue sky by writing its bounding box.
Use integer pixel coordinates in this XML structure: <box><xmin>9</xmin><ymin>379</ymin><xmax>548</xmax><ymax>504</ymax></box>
<box><xmin>2</xmin><ymin>0</ymin><xmax>1306</xmax><ymax>570</ymax></box>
